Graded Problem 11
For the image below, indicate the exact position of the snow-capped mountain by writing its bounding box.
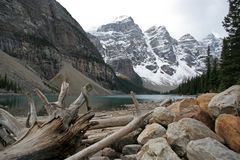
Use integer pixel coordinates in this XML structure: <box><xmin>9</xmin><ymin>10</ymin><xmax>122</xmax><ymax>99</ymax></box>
<box><xmin>89</xmin><ymin>16</ymin><xmax>223</xmax><ymax>92</ymax></box>
<box><xmin>201</xmin><ymin>33</ymin><xmax>223</xmax><ymax>58</ymax></box>
<box><xmin>92</xmin><ymin>16</ymin><xmax>154</xmax><ymax>65</ymax></box>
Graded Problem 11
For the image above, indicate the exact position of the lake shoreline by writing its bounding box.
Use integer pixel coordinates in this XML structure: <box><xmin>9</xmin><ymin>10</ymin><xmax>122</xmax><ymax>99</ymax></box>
<box><xmin>0</xmin><ymin>94</ymin><xmax>194</xmax><ymax>117</ymax></box>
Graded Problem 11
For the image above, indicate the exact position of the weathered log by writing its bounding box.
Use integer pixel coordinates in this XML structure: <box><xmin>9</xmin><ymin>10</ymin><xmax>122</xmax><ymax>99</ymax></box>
<box><xmin>0</xmin><ymin>126</ymin><xmax>16</xmax><ymax>147</ymax></box>
<box><xmin>25</xmin><ymin>93</ymin><xmax>38</xmax><ymax>128</ymax></box>
<box><xmin>0</xmin><ymin>81</ymin><xmax>95</xmax><ymax>160</ymax></box>
<box><xmin>65</xmin><ymin>92</ymin><xmax>152</xmax><ymax>160</ymax></box>
<box><xmin>0</xmin><ymin>92</ymin><xmax>39</xmax><ymax>147</ymax></box>
<box><xmin>90</xmin><ymin>115</ymin><xmax>133</xmax><ymax>130</ymax></box>
<box><xmin>0</xmin><ymin>108</ymin><xmax>26</xmax><ymax>138</ymax></box>
<box><xmin>82</xmin><ymin>131</ymin><xmax>114</xmax><ymax>145</ymax></box>
<box><xmin>159</xmin><ymin>97</ymin><xmax>172</xmax><ymax>107</ymax></box>
<box><xmin>0</xmin><ymin>112</ymin><xmax>95</xmax><ymax>160</ymax></box>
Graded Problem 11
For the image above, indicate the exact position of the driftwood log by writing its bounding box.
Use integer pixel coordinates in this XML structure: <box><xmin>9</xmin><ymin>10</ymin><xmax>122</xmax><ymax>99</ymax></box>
<box><xmin>65</xmin><ymin>91</ymin><xmax>152</xmax><ymax>160</ymax></box>
<box><xmin>0</xmin><ymin>82</ymin><xmax>95</xmax><ymax>160</ymax></box>
<box><xmin>0</xmin><ymin>82</ymin><xmax>153</xmax><ymax>160</ymax></box>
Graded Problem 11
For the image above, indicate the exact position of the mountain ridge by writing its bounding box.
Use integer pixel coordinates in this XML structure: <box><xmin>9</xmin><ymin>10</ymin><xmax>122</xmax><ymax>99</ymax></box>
<box><xmin>89</xmin><ymin>16</ymin><xmax>223</xmax><ymax>92</ymax></box>
<box><xmin>0</xmin><ymin>0</ymin><xmax>117</xmax><ymax>91</ymax></box>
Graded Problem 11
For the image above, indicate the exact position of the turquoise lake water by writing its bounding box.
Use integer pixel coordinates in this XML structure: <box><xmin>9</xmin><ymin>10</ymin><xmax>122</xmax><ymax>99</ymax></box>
<box><xmin>0</xmin><ymin>94</ymin><xmax>193</xmax><ymax>116</ymax></box>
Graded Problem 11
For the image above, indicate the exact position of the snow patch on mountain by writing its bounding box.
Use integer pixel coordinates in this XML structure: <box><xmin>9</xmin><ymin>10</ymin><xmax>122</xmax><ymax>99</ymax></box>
<box><xmin>89</xmin><ymin>16</ymin><xmax>223</xmax><ymax>92</ymax></box>
<box><xmin>113</xmin><ymin>15</ymin><xmax>133</xmax><ymax>23</ymax></box>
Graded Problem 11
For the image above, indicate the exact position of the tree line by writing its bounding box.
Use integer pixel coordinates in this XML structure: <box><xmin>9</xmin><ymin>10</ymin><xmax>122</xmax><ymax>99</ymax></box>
<box><xmin>170</xmin><ymin>47</ymin><xmax>219</xmax><ymax>95</ymax></box>
<box><xmin>171</xmin><ymin>0</ymin><xmax>240</xmax><ymax>95</ymax></box>
<box><xmin>0</xmin><ymin>74</ymin><xmax>21</xmax><ymax>93</ymax></box>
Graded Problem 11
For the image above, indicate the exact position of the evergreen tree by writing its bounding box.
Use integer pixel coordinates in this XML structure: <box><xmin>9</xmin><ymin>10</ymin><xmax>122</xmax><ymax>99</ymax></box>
<box><xmin>210</xmin><ymin>58</ymin><xmax>219</xmax><ymax>91</ymax></box>
<box><xmin>0</xmin><ymin>74</ymin><xmax>22</xmax><ymax>93</ymax></box>
<box><xmin>3</xmin><ymin>74</ymin><xmax>7</xmax><ymax>87</ymax></box>
<box><xmin>206</xmin><ymin>46</ymin><xmax>211</xmax><ymax>83</ymax></box>
<box><xmin>220</xmin><ymin>0</ymin><xmax>240</xmax><ymax>89</ymax></box>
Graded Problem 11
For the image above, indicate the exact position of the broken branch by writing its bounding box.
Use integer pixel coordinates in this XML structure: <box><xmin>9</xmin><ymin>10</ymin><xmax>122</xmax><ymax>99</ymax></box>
<box><xmin>65</xmin><ymin>91</ymin><xmax>152</xmax><ymax>160</ymax></box>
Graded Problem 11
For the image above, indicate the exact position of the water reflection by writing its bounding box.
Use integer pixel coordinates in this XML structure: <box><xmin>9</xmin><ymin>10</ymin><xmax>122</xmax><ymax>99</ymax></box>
<box><xmin>0</xmin><ymin>94</ymin><xmax>193</xmax><ymax>116</ymax></box>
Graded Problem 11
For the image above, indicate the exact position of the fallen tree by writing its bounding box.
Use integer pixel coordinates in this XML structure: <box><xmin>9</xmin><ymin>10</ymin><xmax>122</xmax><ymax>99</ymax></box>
<box><xmin>0</xmin><ymin>82</ymin><xmax>95</xmax><ymax>160</ymax></box>
<box><xmin>0</xmin><ymin>83</ymin><xmax>153</xmax><ymax>160</ymax></box>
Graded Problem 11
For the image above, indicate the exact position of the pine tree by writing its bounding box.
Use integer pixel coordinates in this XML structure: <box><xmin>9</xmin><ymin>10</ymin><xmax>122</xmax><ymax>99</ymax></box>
<box><xmin>220</xmin><ymin>0</ymin><xmax>240</xmax><ymax>89</ymax></box>
<box><xmin>210</xmin><ymin>58</ymin><xmax>219</xmax><ymax>91</ymax></box>
<box><xmin>3</xmin><ymin>74</ymin><xmax>7</xmax><ymax>87</ymax></box>
<box><xmin>206</xmin><ymin>46</ymin><xmax>211</xmax><ymax>90</ymax></box>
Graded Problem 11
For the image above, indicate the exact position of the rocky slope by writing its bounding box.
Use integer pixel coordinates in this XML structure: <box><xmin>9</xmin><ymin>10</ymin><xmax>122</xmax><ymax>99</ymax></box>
<box><xmin>50</xmin><ymin>62</ymin><xmax>111</xmax><ymax>96</ymax></box>
<box><xmin>90</xmin><ymin>16</ymin><xmax>223</xmax><ymax>92</ymax></box>
<box><xmin>0</xmin><ymin>50</ymin><xmax>50</xmax><ymax>92</ymax></box>
<box><xmin>0</xmin><ymin>0</ymin><xmax>117</xmax><ymax>90</ymax></box>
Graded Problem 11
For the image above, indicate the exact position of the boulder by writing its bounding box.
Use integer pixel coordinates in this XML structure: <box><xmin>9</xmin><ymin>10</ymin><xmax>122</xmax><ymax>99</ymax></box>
<box><xmin>89</xmin><ymin>156</ymin><xmax>110</xmax><ymax>160</ymax></box>
<box><xmin>167</xmin><ymin>101</ymin><xmax>214</xmax><ymax>130</ymax></box>
<box><xmin>111</xmin><ymin>128</ymin><xmax>142</xmax><ymax>152</ymax></box>
<box><xmin>167</xmin><ymin>98</ymin><xmax>198</xmax><ymax>115</ymax></box>
<box><xmin>166</xmin><ymin>118</ymin><xmax>223</xmax><ymax>156</ymax></box>
<box><xmin>137</xmin><ymin>123</ymin><xmax>166</xmax><ymax>145</ymax></box>
<box><xmin>178</xmin><ymin>98</ymin><xmax>199</xmax><ymax>110</ymax></box>
<box><xmin>208</xmin><ymin>85</ymin><xmax>240</xmax><ymax>118</ymax></box>
<box><xmin>121</xmin><ymin>154</ymin><xmax>137</xmax><ymax>160</ymax></box>
<box><xmin>137</xmin><ymin>137</ymin><xmax>181</xmax><ymax>160</ymax></box>
<box><xmin>187</xmin><ymin>137</ymin><xmax>240</xmax><ymax>160</ymax></box>
<box><xmin>194</xmin><ymin>109</ymin><xmax>214</xmax><ymax>130</ymax></box>
<box><xmin>122</xmin><ymin>144</ymin><xmax>141</xmax><ymax>155</ymax></box>
<box><xmin>102</xmin><ymin>148</ymin><xmax>120</xmax><ymax>159</ymax></box>
<box><xmin>167</xmin><ymin>101</ymin><xmax>181</xmax><ymax>113</ymax></box>
<box><xmin>215</xmin><ymin>114</ymin><xmax>240</xmax><ymax>153</ymax></box>
<box><xmin>149</xmin><ymin>107</ymin><xmax>176</xmax><ymax>126</ymax></box>
<box><xmin>175</xmin><ymin>105</ymin><xmax>200</xmax><ymax>121</ymax></box>
<box><xmin>196</xmin><ymin>93</ymin><xmax>217</xmax><ymax>113</ymax></box>
<box><xmin>175</xmin><ymin>105</ymin><xmax>214</xmax><ymax>130</ymax></box>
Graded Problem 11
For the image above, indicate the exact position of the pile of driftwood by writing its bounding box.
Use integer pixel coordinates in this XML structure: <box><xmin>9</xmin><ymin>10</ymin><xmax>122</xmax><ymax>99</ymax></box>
<box><xmin>0</xmin><ymin>82</ymin><xmax>152</xmax><ymax>160</ymax></box>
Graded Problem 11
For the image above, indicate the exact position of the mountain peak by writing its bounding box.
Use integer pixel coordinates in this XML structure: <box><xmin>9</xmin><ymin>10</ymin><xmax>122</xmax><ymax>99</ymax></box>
<box><xmin>146</xmin><ymin>26</ymin><xmax>167</xmax><ymax>32</ymax></box>
<box><xmin>179</xmin><ymin>34</ymin><xmax>196</xmax><ymax>41</ymax></box>
<box><xmin>157</xmin><ymin>26</ymin><xmax>167</xmax><ymax>31</ymax></box>
<box><xmin>113</xmin><ymin>15</ymin><xmax>133</xmax><ymax>23</ymax></box>
<box><xmin>89</xmin><ymin>16</ymin><xmax>223</xmax><ymax>92</ymax></box>
<box><xmin>203</xmin><ymin>33</ymin><xmax>217</xmax><ymax>40</ymax></box>
<box><xmin>146</xmin><ymin>26</ymin><xmax>157</xmax><ymax>31</ymax></box>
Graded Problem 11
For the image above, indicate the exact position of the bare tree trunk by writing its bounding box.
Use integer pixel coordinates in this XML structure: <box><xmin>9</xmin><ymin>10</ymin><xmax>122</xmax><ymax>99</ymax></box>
<box><xmin>0</xmin><ymin>112</ymin><xmax>95</xmax><ymax>160</ymax></box>
<box><xmin>0</xmin><ymin>82</ymin><xmax>95</xmax><ymax>160</ymax></box>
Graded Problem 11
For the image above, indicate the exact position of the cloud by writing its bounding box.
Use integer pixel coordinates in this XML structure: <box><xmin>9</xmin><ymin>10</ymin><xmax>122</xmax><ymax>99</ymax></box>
<box><xmin>57</xmin><ymin>0</ymin><xmax>228</xmax><ymax>40</ymax></box>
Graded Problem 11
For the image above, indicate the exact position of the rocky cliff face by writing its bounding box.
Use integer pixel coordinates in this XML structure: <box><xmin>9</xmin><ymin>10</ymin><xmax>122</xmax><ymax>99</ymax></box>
<box><xmin>109</xmin><ymin>58</ymin><xmax>143</xmax><ymax>86</ymax></box>
<box><xmin>90</xmin><ymin>16</ymin><xmax>223</xmax><ymax>92</ymax></box>
<box><xmin>88</xmin><ymin>16</ymin><xmax>149</xmax><ymax>85</ymax></box>
<box><xmin>145</xmin><ymin>26</ymin><xmax>178</xmax><ymax>66</ymax></box>
<box><xmin>0</xmin><ymin>0</ymin><xmax>116</xmax><ymax>89</ymax></box>
<box><xmin>0</xmin><ymin>50</ymin><xmax>50</xmax><ymax>92</ymax></box>
<box><xmin>201</xmin><ymin>33</ymin><xmax>223</xmax><ymax>58</ymax></box>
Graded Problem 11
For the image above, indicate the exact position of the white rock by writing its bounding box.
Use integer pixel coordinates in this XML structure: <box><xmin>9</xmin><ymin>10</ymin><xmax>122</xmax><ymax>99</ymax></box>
<box><xmin>137</xmin><ymin>137</ymin><xmax>181</xmax><ymax>160</ymax></box>
<box><xmin>137</xmin><ymin>123</ymin><xmax>166</xmax><ymax>144</ymax></box>
<box><xmin>208</xmin><ymin>85</ymin><xmax>240</xmax><ymax>118</ymax></box>
<box><xmin>150</xmin><ymin>107</ymin><xmax>176</xmax><ymax>126</ymax></box>
<box><xmin>166</xmin><ymin>118</ymin><xmax>223</xmax><ymax>156</ymax></box>
<box><xmin>187</xmin><ymin>137</ymin><xmax>240</xmax><ymax>160</ymax></box>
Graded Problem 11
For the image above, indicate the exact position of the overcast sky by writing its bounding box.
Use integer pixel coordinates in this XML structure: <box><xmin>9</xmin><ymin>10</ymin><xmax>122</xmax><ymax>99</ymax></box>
<box><xmin>56</xmin><ymin>0</ymin><xmax>229</xmax><ymax>40</ymax></box>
